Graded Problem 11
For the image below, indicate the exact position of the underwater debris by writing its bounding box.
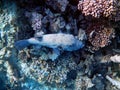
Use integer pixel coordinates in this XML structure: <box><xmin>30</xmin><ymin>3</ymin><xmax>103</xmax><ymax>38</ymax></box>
<box><xmin>78</xmin><ymin>0</ymin><xmax>117</xmax><ymax>19</ymax></box>
<box><xmin>86</xmin><ymin>22</ymin><xmax>115</xmax><ymax>50</ymax></box>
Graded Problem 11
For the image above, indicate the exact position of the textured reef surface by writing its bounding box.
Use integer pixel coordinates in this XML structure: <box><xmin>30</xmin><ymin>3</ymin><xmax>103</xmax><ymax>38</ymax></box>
<box><xmin>1</xmin><ymin>0</ymin><xmax>120</xmax><ymax>90</ymax></box>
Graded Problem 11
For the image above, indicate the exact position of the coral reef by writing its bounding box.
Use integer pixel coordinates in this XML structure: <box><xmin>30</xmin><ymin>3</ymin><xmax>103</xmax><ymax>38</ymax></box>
<box><xmin>25</xmin><ymin>12</ymin><xmax>42</xmax><ymax>32</ymax></box>
<box><xmin>1</xmin><ymin>0</ymin><xmax>120</xmax><ymax>90</ymax></box>
<box><xmin>78</xmin><ymin>0</ymin><xmax>117</xmax><ymax>19</ymax></box>
<box><xmin>106</xmin><ymin>75</ymin><xmax>120</xmax><ymax>89</ymax></box>
<box><xmin>114</xmin><ymin>11</ymin><xmax>120</xmax><ymax>21</ymax></box>
<box><xmin>110</xmin><ymin>55</ymin><xmax>120</xmax><ymax>63</ymax></box>
<box><xmin>46</xmin><ymin>0</ymin><xmax>69</xmax><ymax>12</ymax></box>
<box><xmin>75</xmin><ymin>75</ymin><xmax>94</xmax><ymax>89</ymax></box>
<box><xmin>49</xmin><ymin>16</ymin><xmax>66</xmax><ymax>33</ymax></box>
<box><xmin>86</xmin><ymin>21</ymin><xmax>115</xmax><ymax>50</ymax></box>
<box><xmin>18</xmin><ymin>52</ymin><xmax>79</xmax><ymax>88</ymax></box>
<box><xmin>113</xmin><ymin>0</ymin><xmax>120</xmax><ymax>21</ymax></box>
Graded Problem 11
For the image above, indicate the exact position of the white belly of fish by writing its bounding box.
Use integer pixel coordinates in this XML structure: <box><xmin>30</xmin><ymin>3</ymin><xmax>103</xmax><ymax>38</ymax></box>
<box><xmin>40</xmin><ymin>34</ymin><xmax>75</xmax><ymax>48</ymax></box>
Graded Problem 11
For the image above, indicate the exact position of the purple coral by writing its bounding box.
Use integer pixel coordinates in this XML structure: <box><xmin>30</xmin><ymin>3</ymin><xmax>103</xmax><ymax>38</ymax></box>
<box><xmin>78</xmin><ymin>0</ymin><xmax>117</xmax><ymax>18</ymax></box>
<box><xmin>25</xmin><ymin>12</ymin><xmax>42</xmax><ymax>31</ymax></box>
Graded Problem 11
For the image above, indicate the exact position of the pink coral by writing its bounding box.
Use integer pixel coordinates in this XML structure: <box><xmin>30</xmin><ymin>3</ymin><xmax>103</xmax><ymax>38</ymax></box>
<box><xmin>78</xmin><ymin>0</ymin><xmax>117</xmax><ymax>19</ymax></box>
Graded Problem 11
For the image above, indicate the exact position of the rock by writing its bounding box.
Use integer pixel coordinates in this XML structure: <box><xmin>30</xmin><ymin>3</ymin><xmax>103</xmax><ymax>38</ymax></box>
<box><xmin>46</xmin><ymin>0</ymin><xmax>69</xmax><ymax>12</ymax></box>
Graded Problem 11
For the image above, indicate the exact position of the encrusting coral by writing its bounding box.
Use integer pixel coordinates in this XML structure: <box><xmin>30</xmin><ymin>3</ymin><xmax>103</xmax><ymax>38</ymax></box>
<box><xmin>78</xmin><ymin>0</ymin><xmax>117</xmax><ymax>19</ymax></box>
<box><xmin>86</xmin><ymin>21</ymin><xmax>115</xmax><ymax>50</ymax></box>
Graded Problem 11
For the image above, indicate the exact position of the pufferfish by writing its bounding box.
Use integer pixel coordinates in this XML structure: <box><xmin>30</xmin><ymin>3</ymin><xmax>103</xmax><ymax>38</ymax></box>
<box><xmin>15</xmin><ymin>33</ymin><xmax>84</xmax><ymax>60</ymax></box>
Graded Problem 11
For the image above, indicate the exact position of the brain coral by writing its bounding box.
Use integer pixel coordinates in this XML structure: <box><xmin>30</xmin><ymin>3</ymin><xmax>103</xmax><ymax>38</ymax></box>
<box><xmin>86</xmin><ymin>22</ymin><xmax>115</xmax><ymax>50</ymax></box>
<box><xmin>78</xmin><ymin>0</ymin><xmax>117</xmax><ymax>19</ymax></box>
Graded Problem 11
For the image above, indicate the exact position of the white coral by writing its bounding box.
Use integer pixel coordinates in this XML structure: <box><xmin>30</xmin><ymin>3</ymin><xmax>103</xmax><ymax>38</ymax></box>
<box><xmin>106</xmin><ymin>75</ymin><xmax>120</xmax><ymax>89</ymax></box>
<box><xmin>110</xmin><ymin>55</ymin><xmax>120</xmax><ymax>63</ymax></box>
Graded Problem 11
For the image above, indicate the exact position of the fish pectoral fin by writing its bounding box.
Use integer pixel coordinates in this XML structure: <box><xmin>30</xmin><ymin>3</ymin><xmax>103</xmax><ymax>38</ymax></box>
<box><xmin>48</xmin><ymin>48</ymin><xmax>60</xmax><ymax>61</ymax></box>
<box><xmin>33</xmin><ymin>45</ymin><xmax>41</xmax><ymax>50</ymax></box>
<box><xmin>58</xmin><ymin>46</ymin><xmax>63</xmax><ymax>51</ymax></box>
<box><xmin>53</xmin><ymin>48</ymin><xmax>60</xmax><ymax>56</ymax></box>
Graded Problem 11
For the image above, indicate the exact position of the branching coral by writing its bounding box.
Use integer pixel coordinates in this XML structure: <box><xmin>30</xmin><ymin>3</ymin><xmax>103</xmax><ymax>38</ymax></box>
<box><xmin>78</xmin><ymin>0</ymin><xmax>117</xmax><ymax>19</ymax></box>
<box><xmin>86</xmin><ymin>22</ymin><xmax>115</xmax><ymax>50</ymax></box>
<box><xmin>25</xmin><ymin>12</ymin><xmax>42</xmax><ymax>31</ymax></box>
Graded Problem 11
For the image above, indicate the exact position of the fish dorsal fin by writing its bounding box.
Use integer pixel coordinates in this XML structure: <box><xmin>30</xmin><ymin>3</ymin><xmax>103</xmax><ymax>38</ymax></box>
<box><xmin>34</xmin><ymin>31</ymin><xmax>44</xmax><ymax>37</ymax></box>
<box><xmin>58</xmin><ymin>30</ymin><xmax>62</xmax><ymax>33</ymax></box>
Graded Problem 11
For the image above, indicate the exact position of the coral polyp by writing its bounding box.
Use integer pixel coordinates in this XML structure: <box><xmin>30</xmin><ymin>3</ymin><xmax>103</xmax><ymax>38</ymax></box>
<box><xmin>86</xmin><ymin>22</ymin><xmax>115</xmax><ymax>50</ymax></box>
<box><xmin>78</xmin><ymin>0</ymin><xmax>117</xmax><ymax>19</ymax></box>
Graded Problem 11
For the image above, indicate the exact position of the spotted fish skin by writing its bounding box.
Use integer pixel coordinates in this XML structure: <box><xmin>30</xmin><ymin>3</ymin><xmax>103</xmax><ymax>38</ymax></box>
<box><xmin>15</xmin><ymin>33</ymin><xmax>84</xmax><ymax>51</ymax></box>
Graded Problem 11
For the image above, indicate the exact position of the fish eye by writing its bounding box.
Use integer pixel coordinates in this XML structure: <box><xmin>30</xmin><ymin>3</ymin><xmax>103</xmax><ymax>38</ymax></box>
<box><xmin>69</xmin><ymin>45</ymin><xmax>73</xmax><ymax>47</ymax></box>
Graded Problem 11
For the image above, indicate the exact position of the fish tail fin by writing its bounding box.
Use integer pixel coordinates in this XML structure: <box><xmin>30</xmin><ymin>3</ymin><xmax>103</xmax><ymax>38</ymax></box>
<box><xmin>14</xmin><ymin>40</ymin><xmax>30</xmax><ymax>50</ymax></box>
